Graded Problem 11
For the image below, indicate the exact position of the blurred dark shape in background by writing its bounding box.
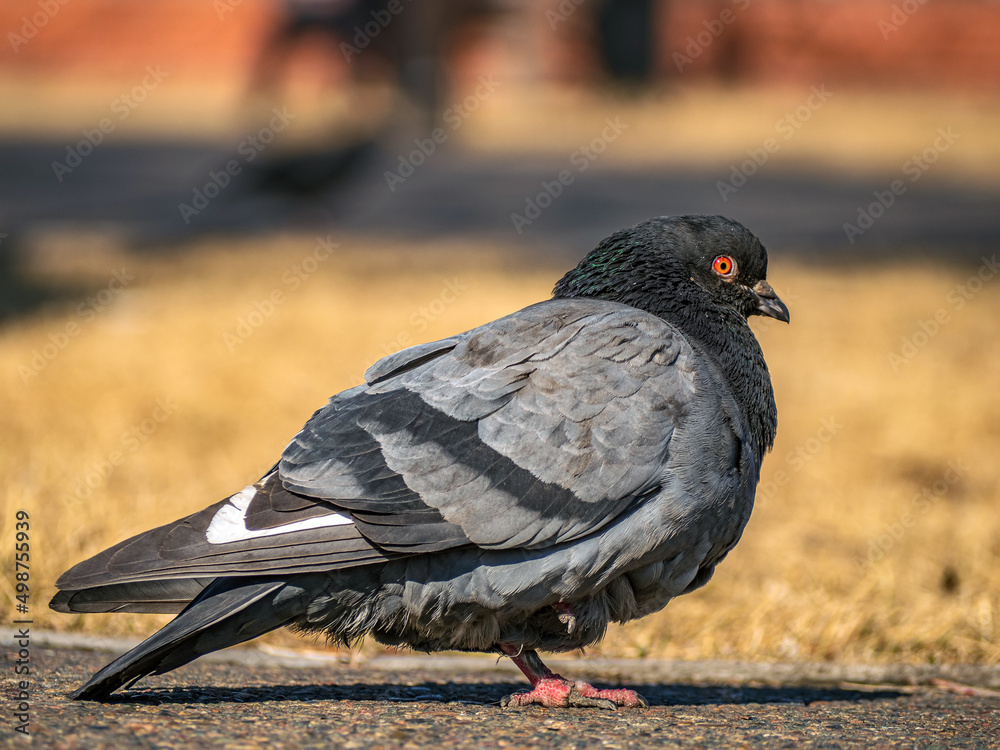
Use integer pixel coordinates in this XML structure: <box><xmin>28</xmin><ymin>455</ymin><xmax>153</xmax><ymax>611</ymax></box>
<box><xmin>595</xmin><ymin>0</ymin><xmax>658</xmax><ymax>86</ymax></box>
<box><xmin>238</xmin><ymin>0</ymin><xmax>505</xmax><ymax>196</ymax></box>
<box><xmin>248</xmin><ymin>0</ymin><xmax>372</xmax><ymax>98</ymax></box>
<box><xmin>247</xmin><ymin>0</ymin><xmax>502</xmax><ymax>130</ymax></box>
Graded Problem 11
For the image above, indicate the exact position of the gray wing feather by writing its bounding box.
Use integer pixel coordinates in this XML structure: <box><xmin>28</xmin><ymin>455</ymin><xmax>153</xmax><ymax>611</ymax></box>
<box><xmin>364</xmin><ymin>337</ymin><xmax>461</xmax><ymax>384</ymax></box>
<box><xmin>55</xmin><ymin>473</ymin><xmax>389</xmax><ymax>593</ymax></box>
<box><xmin>281</xmin><ymin>298</ymin><xmax>697</xmax><ymax>552</ymax></box>
<box><xmin>50</xmin><ymin>578</ymin><xmax>214</xmax><ymax>614</ymax></box>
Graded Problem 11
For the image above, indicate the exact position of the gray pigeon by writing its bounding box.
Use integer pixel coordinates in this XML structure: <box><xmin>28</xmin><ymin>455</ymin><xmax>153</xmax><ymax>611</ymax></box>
<box><xmin>51</xmin><ymin>215</ymin><xmax>789</xmax><ymax>709</ymax></box>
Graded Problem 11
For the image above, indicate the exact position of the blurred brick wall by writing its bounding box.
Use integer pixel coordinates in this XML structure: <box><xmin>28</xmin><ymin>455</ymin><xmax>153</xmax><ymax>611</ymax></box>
<box><xmin>0</xmin><ymin>0</ymin><xmax>274</xmax><ymax>81</ymax></box>
<box><xmin>659</xmin><ymin>0</ymin><xmax>1000</xmax><ymax>90</ymax></box>
<box><xmin>1</xmin><ymin>0</ymin><xmax>999</xmax><ymax>91</ymax></box>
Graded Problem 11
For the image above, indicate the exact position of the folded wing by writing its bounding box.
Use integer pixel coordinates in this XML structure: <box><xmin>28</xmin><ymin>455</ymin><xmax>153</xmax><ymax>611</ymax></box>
<box><xmin>55</xmin><ymin>298</ymin><xmax>698</xmax><ymax>612</ymax></box>
<box><xmin>281</xmin><ymin>298</ymin><xmax>696</xmax><ymax>551</ymax></box>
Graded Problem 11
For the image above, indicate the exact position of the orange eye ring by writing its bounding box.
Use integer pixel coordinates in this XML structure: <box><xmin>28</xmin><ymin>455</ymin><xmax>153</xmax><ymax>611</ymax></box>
<box><xmin>712</xmin><ymin>255</ymin><xmax>737</xmax><ymax>279</ymax></box>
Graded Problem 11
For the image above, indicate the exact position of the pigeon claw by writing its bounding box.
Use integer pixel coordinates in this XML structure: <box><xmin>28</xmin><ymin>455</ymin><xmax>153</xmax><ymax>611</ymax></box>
<box><xmin>554</xmin><ymin>602</ymin><xmax>578</xmax><ymax>635</ymax></box>
<box><xmin>500</xmin><ymin>678</ymin><xmax>648</xmax><ymax>710</ymax></box>
<box><xmin>500</xmin><ymin>646</ymin><xmax>647</xmax><ymax>710</ymax></box>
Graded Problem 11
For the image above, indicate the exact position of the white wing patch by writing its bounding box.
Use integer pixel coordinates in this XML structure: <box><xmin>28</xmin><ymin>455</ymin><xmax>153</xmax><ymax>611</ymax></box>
<box><xmin>206</xmin><ymin>486</ymin><xmax>353</xmax><ymax>545</ymax></box>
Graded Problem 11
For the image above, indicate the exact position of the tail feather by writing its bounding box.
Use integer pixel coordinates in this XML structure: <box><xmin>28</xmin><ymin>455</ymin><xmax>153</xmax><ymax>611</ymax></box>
<box><xmin>50</xmin><ymin>578</ymin><xmax>214</xmax><ymax>614</ymax></box>
<box><xmin>71</xmin><ymin>576</ymin><xmax>320</xmax><ymax>701</ymax></box>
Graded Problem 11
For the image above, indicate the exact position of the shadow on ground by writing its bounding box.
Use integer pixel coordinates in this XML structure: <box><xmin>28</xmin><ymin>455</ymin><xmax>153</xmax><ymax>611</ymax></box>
<box><xmin>99</xmin><ymin>681</ymin><xmax>903</xmax><ymax>708</ymax></box>
<box><xmin>2</xmin><ymin>137</ymin><xmax>998</xmax><ymax>261</ymax></box>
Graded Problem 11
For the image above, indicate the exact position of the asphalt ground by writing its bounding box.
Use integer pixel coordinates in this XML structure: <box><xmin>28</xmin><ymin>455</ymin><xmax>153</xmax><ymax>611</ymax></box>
<box><xmin>4</xmin><ymin>637</ymin><xmax>998</xmax><ymax>749</ymax></box>
<box><xmin>2</xmin><ymin>139</ymin><xmax>999</xmax><ymax>261</ymax></box>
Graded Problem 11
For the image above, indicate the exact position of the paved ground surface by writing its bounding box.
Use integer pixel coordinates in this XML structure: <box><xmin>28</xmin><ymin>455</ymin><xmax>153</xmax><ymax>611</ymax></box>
<box><xmin>2</xmin><ymin>139</ymin><xmax>999</xmax><ymax>261</ymax></box>
<box><xmin>4</xmin><ymin>641</ymin><xmax>998</xmax><ymax>749</ymax></box>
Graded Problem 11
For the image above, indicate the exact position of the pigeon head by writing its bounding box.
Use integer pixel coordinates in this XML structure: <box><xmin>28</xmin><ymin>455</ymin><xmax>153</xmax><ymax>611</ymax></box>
<box><xmin>553</xmin><ymin>215</ymin><xmax>789</xmax><ymax>324</ymax></box>
<box><xmin>554</xmin><ymin>215</ymin><xmax>786</xmax><ymax>455</ymax></box>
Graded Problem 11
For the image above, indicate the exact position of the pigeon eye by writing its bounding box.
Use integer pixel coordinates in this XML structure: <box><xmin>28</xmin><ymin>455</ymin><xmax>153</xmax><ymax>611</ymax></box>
<box><xmin>712</xmin><ymin>255</ymin><xmax>737</xmax><ymax>279</ymax></box>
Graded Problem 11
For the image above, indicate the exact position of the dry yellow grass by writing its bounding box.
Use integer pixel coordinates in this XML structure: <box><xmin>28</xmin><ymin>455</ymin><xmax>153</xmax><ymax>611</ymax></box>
<box><xmin>1</xmin><ymin>234</ymin><xmax>998</xmax><ymax>665</ymax></box>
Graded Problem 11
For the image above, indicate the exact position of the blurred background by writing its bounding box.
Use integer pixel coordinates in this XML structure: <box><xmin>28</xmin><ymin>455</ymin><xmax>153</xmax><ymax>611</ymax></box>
<box><xmin>1</xmin><ymin>0</ymin><xmax>998</xmax><ymax>666</ymax></box>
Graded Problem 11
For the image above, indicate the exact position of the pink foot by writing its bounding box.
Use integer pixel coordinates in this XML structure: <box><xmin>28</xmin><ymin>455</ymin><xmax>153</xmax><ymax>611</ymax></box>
<box><xmin>501</xmin><ymin>677</ymin><xmax>648</xmax><ymax>710</ymax></box>
<box><xmin>499</xmin><ymin>645</ymin><xmax>648</xmax><ymax>710</ymax></box>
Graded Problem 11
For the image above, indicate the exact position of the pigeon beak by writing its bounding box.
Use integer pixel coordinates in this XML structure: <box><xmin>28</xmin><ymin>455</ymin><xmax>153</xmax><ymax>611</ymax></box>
<box><xmin>752</xmin><ymin>280</ymin><xmax>790</xmax><ymax>323</ymax></box>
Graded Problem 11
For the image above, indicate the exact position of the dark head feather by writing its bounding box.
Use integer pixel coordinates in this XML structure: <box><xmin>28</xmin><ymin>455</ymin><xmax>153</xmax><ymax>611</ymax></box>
<box><xmin>553</xmin><ymin>215</ymin><xmax>782</xmax><ymax>455</ymax></box>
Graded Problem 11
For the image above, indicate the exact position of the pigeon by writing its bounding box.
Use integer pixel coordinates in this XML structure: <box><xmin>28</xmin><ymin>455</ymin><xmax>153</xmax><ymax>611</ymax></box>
<box><xmin>51</xmin><ymin>215</ymin><xmax>789</xmax><ymax>708</ymax></box>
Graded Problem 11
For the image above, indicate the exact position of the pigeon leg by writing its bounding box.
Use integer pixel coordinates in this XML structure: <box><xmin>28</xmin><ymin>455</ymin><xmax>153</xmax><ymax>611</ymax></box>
<box><xmin>499</xmin><ymin>646</ymin><xmax>648</xmax><ymax>710</ymax></box>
